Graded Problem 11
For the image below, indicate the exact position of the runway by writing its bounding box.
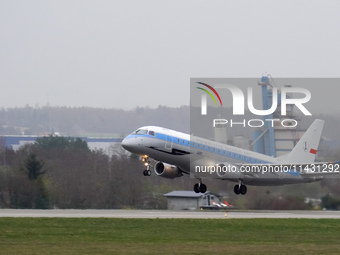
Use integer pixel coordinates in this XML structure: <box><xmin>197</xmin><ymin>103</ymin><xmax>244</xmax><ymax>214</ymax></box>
<box><xmin>0</xmin><ymin>209</ymin><xmax>340</xmax><ymax>219</ymax></box>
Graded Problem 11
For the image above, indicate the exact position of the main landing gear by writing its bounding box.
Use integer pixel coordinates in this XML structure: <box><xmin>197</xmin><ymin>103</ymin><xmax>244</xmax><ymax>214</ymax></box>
<box><xmin>193</xmin><ymin>179</ymin><xmax>207</xmax><ymax>193</ymax></box>
<box><xmin>234</xmin><ymin>182</ymin><xmax>247</xmax><ymax>195</ymax></box>
<box><xmin>142</xmin><ymin>156</ymin><xmax>152</xmax><ymax>176</ymax></box>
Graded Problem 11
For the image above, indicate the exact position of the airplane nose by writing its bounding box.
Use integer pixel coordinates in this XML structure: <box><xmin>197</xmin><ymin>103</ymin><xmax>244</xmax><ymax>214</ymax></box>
<box><xmin>121</xmin><ymin>135</ymin><xmax>143</xmax><ymax>154</ymax></box>
<box><xmin>121</xmin><ymin>137</ymin><xmax>136</xmax><ymax>152</ymax></box>
<box><xmin>121</xmin><ymin>138</ymin><xmax>130</xmax><ymax>150</ymax></box>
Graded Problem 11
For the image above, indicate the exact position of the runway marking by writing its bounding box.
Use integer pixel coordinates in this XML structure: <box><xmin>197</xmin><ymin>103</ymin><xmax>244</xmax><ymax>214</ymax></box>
<box><xmin>0</xmin><ymin>209</ymin><xmax>340</xmax><ymax>219</ymax></box>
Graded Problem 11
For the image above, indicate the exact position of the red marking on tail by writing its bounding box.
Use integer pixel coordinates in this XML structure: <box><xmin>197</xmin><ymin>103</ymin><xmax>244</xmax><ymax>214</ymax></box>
<box><xmin>310</xmin><ymin>149</ymin><xmax>317</xmax><ymax>155</ymax></box>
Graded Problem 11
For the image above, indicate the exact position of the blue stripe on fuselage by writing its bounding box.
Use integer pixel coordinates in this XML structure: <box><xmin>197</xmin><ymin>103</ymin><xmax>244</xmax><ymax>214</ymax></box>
<box><xmin>125</xmin><ymin>132</ymin><xmax>300</xmax><ymax>177</ymax></box>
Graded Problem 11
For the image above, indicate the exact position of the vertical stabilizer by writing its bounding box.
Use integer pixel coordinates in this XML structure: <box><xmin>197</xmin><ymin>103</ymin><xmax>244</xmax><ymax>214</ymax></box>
<box><xmin>278</xmin><ymin>119</ymin><xmax>324</xmax><ymax>163</ymax></box>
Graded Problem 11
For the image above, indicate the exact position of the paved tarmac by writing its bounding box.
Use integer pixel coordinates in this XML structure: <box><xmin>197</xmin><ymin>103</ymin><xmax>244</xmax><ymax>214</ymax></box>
<box><xmin>0</xmin><ymin>209</ymin><xmax>340</xmax><ymax>219</ymax></box>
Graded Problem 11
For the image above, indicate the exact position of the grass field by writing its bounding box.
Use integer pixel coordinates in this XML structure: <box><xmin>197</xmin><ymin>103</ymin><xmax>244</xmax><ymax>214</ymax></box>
<box><xmin>0</xmin><ymin>218</ymin><xmax>340</xmax><ymax>254</ymax></box>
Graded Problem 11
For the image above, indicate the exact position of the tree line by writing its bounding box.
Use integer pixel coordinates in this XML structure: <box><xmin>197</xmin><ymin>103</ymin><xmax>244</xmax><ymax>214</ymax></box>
<box><xmin>0</xmin><ymin>135</ymin><xmax>190</xmax><ymax>209</ymax></box>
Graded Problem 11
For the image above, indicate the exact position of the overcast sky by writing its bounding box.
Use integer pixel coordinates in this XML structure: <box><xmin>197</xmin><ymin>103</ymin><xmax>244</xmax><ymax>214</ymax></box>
<box><xmin>1</xmin><ymin>0</ymin><xmax>340</xmax><ymax>110</ymax></box>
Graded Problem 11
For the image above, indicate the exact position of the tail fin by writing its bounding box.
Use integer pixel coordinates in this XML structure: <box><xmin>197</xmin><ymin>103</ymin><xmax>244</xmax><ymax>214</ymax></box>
<box><xmin>278</xmin><ymin>119</ymin><xmax>324</xmax><ymax>163</ymax></box>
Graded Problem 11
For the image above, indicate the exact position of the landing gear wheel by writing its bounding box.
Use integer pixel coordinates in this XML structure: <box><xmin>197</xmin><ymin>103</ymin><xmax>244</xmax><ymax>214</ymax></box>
<box><xmin>234</xmin><ymin>185</ymin><xmax>240</xmax><ymax>195</ymax></box>
<box><xmin>200</xmin><ymin>184</ymin><xmax>207</xmax><ymax>193</ymax></box>
<box><xmin>142</xmin><ymin>156</ymin><xmax>151</xmax><ymax>177</ymax></box>
<box><xmin>240</xmin><ymin>185</ymin><xmax>247</xmax><ymax>195</ymax></box>
<box><xmin>193</xmin><ymin>183</ymin><xmax>207</xmax><ymax>193</ymax></box>
<box><xmin>194</xmin><ymin>183</ymin><xmax>200</xmax><ymax>193</ymax></box>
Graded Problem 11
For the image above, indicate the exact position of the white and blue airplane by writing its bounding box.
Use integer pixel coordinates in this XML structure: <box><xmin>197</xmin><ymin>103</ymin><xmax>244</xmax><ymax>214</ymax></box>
<box><xmin>122</xmin><ymin>119</ymin><xmax>339</xmax><ymax>195</ymax></box>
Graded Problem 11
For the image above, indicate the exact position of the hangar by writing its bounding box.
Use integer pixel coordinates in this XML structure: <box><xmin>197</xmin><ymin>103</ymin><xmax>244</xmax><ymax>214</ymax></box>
<box><xmin>164</xmin><ymin>190</ymin><xmax>223</xmax><ymax>210</ymax></box>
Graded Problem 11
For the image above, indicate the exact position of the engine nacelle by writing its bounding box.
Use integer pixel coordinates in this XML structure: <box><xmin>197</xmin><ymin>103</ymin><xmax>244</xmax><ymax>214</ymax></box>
<box><xmin>216</xmin><ymin>163</ymin><xmax>242</xmax><ymax>179</ymax></box>
<box><xmin>154</xmin><ymin>162</ymin><xmax>183</xmax><ymax>179</ymax></box>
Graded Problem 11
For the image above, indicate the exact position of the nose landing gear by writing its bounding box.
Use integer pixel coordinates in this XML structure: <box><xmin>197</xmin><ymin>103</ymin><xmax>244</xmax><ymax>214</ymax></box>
<box><xmin>142</xmin><ymin>156</ymin><xmax>152</xmax><ymax>176</ymax></box>
<box><xmin>143</xmin><ymin>169</ymin><xmax>151</xmax><ymax>176</ymax></box>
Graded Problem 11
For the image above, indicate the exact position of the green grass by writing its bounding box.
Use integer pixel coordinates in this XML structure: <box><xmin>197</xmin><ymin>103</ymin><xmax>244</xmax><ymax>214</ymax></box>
<box><xmin>0</xmin><ymin>218</ymin><xmax>339</xmax><ymax>254</ymax></box>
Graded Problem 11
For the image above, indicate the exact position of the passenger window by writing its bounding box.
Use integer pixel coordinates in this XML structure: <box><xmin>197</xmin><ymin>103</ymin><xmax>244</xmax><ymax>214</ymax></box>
<box><xmin>148</xmin><ymin>130</ymin><xmax>155</xmax><ymax>136</ymax></box>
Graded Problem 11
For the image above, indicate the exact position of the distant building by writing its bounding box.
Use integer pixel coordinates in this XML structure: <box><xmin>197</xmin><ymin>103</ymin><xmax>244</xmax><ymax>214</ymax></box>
<box><xmin>164</xmin><ymin>190</ymin><xmax>223</xmax><ymax>210</ymax></box>
<box><xmin>253</xmin><ymin>76</ymin><xmax>306</xmax><ymax>157</ymax></box>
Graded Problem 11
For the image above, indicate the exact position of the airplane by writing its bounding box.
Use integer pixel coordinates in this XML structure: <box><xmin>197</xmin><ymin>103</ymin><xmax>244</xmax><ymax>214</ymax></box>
<box><xmin>121</xmin><ymin>119</ymin><xmax>339</xmax><ymax>195</ymax></box>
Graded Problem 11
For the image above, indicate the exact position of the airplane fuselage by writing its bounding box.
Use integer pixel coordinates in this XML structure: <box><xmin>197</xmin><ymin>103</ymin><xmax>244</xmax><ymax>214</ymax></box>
<box><xmin>122</xmin><ymin>126</ymin><xmax>320</xmax><ymax>187</ymax></box>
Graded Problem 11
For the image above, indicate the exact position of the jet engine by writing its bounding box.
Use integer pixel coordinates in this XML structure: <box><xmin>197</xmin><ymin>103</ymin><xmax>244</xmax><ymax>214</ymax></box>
<box><xmin>215</xmin><ymin>163</ymin><xmax>242</xmax><ymax>179</ymax></box>
<box><xmin>154</xmin><ymin>162</ymin><xmax>183</xmax><ymax>179</ymax></box>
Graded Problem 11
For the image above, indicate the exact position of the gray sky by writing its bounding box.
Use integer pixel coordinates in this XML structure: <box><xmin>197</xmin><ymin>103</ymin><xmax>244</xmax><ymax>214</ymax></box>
<box><xmin>1</xmin><ymin>0</ymin><xmax>340</xmax><ymax>110</ymax></box>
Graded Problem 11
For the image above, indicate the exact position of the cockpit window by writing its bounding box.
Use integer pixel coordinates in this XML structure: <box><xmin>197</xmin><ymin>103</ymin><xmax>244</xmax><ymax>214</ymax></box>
<box><xmin>148</xmin><ymin>130</ymin><xmax>155</xmax><ymax>136</ymax></box>
<box><xmin>133</xmin><ymin>129</ymin><xmax>148</xmax><ymax>135</ymax></box>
